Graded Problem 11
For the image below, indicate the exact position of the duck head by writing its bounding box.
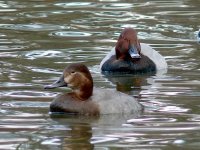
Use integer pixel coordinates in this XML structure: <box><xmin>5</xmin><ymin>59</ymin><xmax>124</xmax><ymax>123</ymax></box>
<box><xmin>44</xmin><ymin>63</ymin><xmax>93</xmax><ymax>100</ymax></box>
<box><xmin>115</xmin><ymin>28</ymin><xmax>141</xmax><ymax>60</ymax></box>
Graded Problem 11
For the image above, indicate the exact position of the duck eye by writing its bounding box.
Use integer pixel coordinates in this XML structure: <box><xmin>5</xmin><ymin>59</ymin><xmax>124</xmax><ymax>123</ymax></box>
<box><xmin>71</xmin><ymin>71</ymin><xmax>75</xmax><ymax>74</ymax></box>
<box><xmin>123</xmin><ymin>37</ymin><xmax>129</xmax><ymax>41</ymax></box>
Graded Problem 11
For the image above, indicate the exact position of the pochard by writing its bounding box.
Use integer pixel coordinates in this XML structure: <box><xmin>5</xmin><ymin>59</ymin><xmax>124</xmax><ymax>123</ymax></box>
<box><xmin>100</xmin><ymin>28</ymin><xmax>167</xmax><ymax>73</ymax></box>
<box><xmin>44</xmin><ymin>63</ymin><xmax>143</xmax><ymax>115</ymax></box>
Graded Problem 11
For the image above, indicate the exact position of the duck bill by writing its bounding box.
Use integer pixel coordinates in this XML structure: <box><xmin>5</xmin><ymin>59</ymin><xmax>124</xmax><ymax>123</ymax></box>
<box><xmin>44</xmin><ymin>75</ymin><xmax>68</xmax><ymax>89</ymax></box>
<box><xmin>128</xmin><ymin>45</ymin><xmax>141</xmax><ymax>58</ymax></box>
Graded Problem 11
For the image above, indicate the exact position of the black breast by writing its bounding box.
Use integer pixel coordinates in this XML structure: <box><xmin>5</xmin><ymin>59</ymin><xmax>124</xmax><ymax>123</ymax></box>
<box><xmin>101</xmin><ymin>54</ymin><xmax>156</xmax><ymax>74</ymax></box>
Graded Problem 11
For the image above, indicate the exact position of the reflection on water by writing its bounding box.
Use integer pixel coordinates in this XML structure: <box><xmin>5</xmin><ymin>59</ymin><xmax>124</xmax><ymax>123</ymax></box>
<box><xmin>0</xmin><ymin>0</ymin><xmax>200</xmax><ymax>149</ymax></box>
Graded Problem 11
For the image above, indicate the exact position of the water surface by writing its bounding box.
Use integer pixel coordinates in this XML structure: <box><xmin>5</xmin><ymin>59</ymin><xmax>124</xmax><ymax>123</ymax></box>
<box><xmin>0</xmin><ymin>0</ymin><xmax>200</xmax><ymax>149</ymax></box>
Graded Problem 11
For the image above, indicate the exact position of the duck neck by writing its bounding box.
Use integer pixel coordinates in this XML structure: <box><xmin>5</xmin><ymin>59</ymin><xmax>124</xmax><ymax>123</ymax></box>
<box><xmin>73</xmin><ymin>80</ymin><xmax>93</xmax><ymax>101</ymax></box>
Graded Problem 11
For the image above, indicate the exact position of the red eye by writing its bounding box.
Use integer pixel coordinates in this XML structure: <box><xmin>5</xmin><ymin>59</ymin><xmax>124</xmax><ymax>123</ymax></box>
<box><xmin>123</xmin><ymin>37</ymin><xmax>129</xmax><ymax>42</ymax></box>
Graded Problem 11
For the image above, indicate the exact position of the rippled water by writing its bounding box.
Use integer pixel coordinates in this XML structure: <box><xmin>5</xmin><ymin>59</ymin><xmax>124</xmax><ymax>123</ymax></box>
<box><xmin>0</xmin><ymin>0</ymin><xmax>200</xmax><ymax>149</ymax></box>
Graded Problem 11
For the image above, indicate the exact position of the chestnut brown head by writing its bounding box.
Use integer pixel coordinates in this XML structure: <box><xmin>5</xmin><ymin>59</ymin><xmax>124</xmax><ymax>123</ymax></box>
<box><xmin>45</xmin><ymin>63</ymin><xmax>93</xmax><ymax>100</ymax></box>
<box><xmin>115</xmin><ymin>28</ymin><xmax>141</xmax><ymax>60</ymax></box>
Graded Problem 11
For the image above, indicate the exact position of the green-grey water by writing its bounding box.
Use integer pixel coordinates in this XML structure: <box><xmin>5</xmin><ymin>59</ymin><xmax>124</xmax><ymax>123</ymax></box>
<box><xmin>0</xmin><ymin>0</ymin><xmax>200</xmax><ymax>149</ymax></box>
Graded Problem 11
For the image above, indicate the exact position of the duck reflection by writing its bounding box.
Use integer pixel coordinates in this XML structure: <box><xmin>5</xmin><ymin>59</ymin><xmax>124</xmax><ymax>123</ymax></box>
<box><xmin>50</xmin><ymin>115</ymin><xmax>96</xmax><ymax>150</ymax></box>
<box><xmin>50</xmin><ymin>113</ymin><xmax>141</xmax><ymax>150</ymax></box>
<box><xmin>103</xmin><ymin>73</ymin><xmax>153</xmax><ymax>96</ymax></box>
<box><xmin>62</xmin><ymin>124</ymin><xmax>93</xmax><ymax>150</ymax></box>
